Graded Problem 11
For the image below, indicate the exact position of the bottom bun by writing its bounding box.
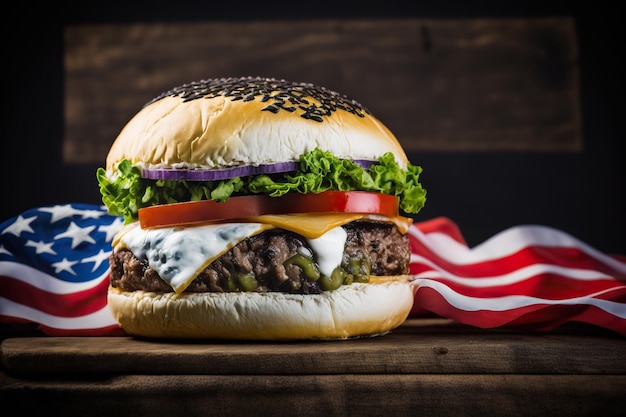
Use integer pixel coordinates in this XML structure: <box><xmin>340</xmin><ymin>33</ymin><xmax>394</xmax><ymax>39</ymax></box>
<box><xmin>107</xmin><ymin>278</ymin><xmax>416</xmax><ymax>340</ymax></box>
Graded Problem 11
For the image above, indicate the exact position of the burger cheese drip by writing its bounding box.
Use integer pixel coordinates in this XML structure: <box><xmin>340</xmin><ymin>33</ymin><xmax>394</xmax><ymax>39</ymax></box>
<box><xmin>110</xmin><ymin>213</ymin><xmax>410</xmax><ymax>295</ymax></box>
<box><xmin>115</xmin><ymin>221</ymin><xmax>350</xmax><ymax>294</ymax></box>
<box><xmin>115</xmin><ymin>222</ymin><xmax>269</xmax><ymax>293</ymax></box>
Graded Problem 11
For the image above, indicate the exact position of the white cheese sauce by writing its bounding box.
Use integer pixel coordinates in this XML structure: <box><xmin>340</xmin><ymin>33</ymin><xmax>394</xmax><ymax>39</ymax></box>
<box><xmin>117</xmin><ymin>223</ymin><xmax>348</xmax><ymax>293</ymax></box>
<box><xmin>119</xmin><ymin>223</ymin><xmax>265</xmax><ymax>293</ymax></box>
<box><xmin>305</xmin><ymin>226</ymin><xmax>347</xmax><ymax>278</ymax></box>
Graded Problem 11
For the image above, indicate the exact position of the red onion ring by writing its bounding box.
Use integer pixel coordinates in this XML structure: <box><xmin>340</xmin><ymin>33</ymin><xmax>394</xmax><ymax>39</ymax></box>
<box><xmin>142</xmin><ymin>160</ymin><xmax>376</xmax><ymax>181</ymax></box>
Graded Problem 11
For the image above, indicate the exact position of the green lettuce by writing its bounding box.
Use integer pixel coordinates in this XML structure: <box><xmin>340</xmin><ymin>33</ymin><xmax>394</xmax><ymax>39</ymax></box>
<box><xmin>96</xmin><ymin>148</ymin><xmax>426</xmax><ymax>223</ymax></box>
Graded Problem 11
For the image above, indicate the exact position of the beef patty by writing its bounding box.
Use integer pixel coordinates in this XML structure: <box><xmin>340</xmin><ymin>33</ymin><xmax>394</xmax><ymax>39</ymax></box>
<box><xmin>109</xmin><ymin>221</ymin><xmax>410</xmax><ymax>294</ymax></box>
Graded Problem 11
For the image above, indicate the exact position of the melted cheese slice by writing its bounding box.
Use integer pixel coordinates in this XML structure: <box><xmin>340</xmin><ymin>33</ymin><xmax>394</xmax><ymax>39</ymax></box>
<box><xmin>114</xmin><ymin>213</ymin><xmax>413</xmax><ymax>293</ymax></box>
<box><xmin>248</xmin><ymin>213</ymin><xmax>363</xmax><ymax>239</ymax></box>
<box><xmin>248</xmin><ymin>213</ymin><xmax>413</xmax><ymax>238</ymax></box>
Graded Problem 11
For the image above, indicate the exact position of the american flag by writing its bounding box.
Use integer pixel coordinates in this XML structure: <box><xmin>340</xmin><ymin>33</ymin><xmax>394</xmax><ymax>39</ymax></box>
<box><xmin>409</xmin><ymin>217</ymin><xmax>626</xmax><ymax>335</ymax></box>
<box><xmin>1</xmin><ymin>204</ymin><xmax>625</xmax><ymax>336</ymax></box>
<box><xmin>0</xmin><ymin>204</ymin><xmax>125</xmax><ymax>336</ymax></box>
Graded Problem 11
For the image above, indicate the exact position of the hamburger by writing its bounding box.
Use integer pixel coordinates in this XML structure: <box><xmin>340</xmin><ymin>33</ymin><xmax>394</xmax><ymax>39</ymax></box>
<box><xmin>97</xmin><ymin>76</ymin><xmax>426</xmax><ymax>339</ymax></box>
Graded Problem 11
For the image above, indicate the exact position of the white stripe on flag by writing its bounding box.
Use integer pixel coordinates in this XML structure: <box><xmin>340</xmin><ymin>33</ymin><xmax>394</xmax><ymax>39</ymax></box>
<box><xmin>412</xmin><ymin>279</ymin><xmax>626</xmax><ymax>318</ymax></box>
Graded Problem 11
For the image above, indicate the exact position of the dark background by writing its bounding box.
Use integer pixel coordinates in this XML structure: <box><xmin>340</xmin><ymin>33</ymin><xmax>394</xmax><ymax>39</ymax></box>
<box><xmin>3</xmin><ymin>2</ymin><xmax>624</xmax><ymax>254</ymax></box>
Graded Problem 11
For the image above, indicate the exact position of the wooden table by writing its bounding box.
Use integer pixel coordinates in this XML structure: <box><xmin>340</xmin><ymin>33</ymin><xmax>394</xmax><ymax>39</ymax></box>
<box><xmin>1</xmin><ymin>318</ymin><xmax>625</xmax><ymax>417</ymax></box>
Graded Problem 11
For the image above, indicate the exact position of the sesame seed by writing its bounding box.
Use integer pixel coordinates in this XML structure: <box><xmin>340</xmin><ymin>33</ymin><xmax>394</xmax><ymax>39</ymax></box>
<box><xmin>145</xmin><ymin>76</ymin><xmax>369</xmax><ymax>123</ymax></box>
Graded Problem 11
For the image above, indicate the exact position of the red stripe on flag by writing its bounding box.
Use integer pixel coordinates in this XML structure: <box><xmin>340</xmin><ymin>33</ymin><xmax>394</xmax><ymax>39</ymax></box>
<box><xmin>0</xmin><ymin>275</ymin><xmax>110</xmax><ymax>317</ymax></box>
<box><xmin>36</xmin><ymin>323</ymin><xmax>126</xmax><ymax>337</ymax></box>
<box><xmin>413</xmin><ymin>217</ymin><xmax>467</xmax><ymax>245</ymax></box>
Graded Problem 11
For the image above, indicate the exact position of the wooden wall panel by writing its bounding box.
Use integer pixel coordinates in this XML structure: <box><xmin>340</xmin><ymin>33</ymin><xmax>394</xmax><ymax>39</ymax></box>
<box><xmin>64</xmin><ymin>18</ymin><xmax>580</xmax><ymax>164</ymax></box>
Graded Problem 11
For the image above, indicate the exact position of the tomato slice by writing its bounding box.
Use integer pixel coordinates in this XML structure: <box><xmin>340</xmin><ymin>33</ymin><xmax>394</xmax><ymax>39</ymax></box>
<box><xmin>138</xmin><ymin>191</ymin><xmax>399</xmax><ymax>229</ymax></box>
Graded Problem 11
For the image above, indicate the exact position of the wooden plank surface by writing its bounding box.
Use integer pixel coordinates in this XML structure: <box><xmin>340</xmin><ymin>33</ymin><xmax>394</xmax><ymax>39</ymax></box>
<box><xmin>2</xmin><ymin>373</ymin><xmax>625</xmax><ymax>417</ymax></box>
<box><xmin>2</xmin><ymin>319</ymin><xmax>624</xmax><ymax>377</ymax></box>
<box><xmin>3</xmin><ymin>319</ymin><xmax>625</xmax><ymax>417</ymax></box>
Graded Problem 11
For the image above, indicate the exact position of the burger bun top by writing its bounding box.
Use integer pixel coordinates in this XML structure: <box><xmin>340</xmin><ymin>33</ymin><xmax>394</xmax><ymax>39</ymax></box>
<box><xmin>105</xmin><ymin>77</ymin><xmax>409</xmax><ymax>171</ymax></box>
